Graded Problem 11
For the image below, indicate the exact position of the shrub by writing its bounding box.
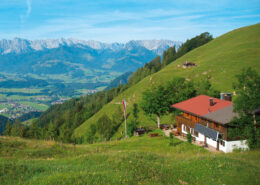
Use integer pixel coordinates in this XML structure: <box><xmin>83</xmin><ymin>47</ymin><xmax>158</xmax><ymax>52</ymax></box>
<box><xmin>127</xmin><ymin>120</ymin><xmax>137</xmax><ymax>137</ymax></box>
<box><xmin>187</xmin><ymin>133</ymin><xmax>192</xmax><ymax>144</ymax></box>
<box><xmin>169</xmin><ymin>133</ymin><xmax>174</xmax><ymax>146</ymax></box>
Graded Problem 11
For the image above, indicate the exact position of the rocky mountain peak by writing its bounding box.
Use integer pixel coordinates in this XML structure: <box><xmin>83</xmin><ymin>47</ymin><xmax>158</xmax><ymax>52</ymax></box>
<box><xmin>0</xmin><ymin>38</ymin><xmax>182</xmax><ymax>55</ymax></box>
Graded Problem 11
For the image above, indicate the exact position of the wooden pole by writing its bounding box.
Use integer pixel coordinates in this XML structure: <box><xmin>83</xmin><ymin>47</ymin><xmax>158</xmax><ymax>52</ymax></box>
<box><xmin>123</xmin><ymin>100</ymin><xmax>127</xmax><ymax>138</ymax></box>
<box><xmin>124</xmin><ymin>113</ymin><xmax>127</xmax><ymax>138</ymax></box>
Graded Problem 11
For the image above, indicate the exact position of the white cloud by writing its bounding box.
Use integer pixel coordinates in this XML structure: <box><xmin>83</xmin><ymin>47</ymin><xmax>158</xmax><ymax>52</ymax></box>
<box><xmin>11</xmin><ymin>4</ymin><xmax>259</xmax><ymax>42</ymax></box>
<box><xmin>20</xmin><ymin>0</ymin><xmax>32</xmax><ymax>23</ymax></box>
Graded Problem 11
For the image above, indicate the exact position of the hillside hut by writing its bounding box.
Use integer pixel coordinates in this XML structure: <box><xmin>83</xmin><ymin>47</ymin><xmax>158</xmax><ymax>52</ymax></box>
<box><xmin>182</xmin><ymin>61</ymin><xmax>196</xmax><ymax>68</ymax></box>
<box><xmin>134</xmin><ymin>128</ymin><xmax>146</xmax><ymax>136</ymax></box>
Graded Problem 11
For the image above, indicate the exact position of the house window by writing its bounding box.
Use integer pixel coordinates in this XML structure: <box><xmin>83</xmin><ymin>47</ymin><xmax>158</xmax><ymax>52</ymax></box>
<box><xmin>190</xmin><ymin>128</ymin><xmax>194</xmax><ymax>134</ymax></box>
<box><xmin>183</xmin><ymin>125</ymin><xmax>190</xmax><ymax>133</ymax></box>
<box><xmin>194</xmin><ymin>131</ymin><xmax>198</xmax><ymax>137</ymax></box>
<box><xmin>185</xmin><ymin>126</ymin><xmax>189</xmax><ymax>132</ymax></box>
<box><xmin>215</xmin><ymin>124</ymin><xmax>219</xmax><ymax>129</ymax></box>
<box><xmin>220</xmin><ymin>140</ymin><xmax>225</xmax><ymax>146</ymax></box>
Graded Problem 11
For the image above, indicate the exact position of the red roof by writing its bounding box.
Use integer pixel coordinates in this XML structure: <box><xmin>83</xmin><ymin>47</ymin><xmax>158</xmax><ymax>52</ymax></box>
<box><xmin>172</xmin><ymin>95</ymin><xmax>232</xmax><ymax>116</ymax></box>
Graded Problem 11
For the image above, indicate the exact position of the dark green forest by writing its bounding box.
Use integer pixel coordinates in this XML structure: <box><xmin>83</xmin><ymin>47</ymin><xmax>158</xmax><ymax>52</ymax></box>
<box><xmin>0</xmin><ymin>115</ymin><xmax>9</xmax><ymax>134</ymax></box>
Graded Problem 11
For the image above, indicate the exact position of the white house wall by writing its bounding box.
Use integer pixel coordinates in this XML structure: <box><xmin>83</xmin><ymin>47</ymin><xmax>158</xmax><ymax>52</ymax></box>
<box><xmin>181</xmin><ymin>124</ymin><xmax>248</xmax><ymax>153</ymax></box>
<box><xmin>206</xmin><ymin>137</ymin><xmax>217</xmax><ymax>148</ymax></box>
<box><xmin>195</xmin><ymin>133</ymin><xmax>204</xmax><ymax>142</ymax></box>
<box><xmin>219</xmin><ymin>142</ymin><xmax>226</xmax><ymax>152</ymax></box>
<box><xmin>225</xmin><ymin>140</ymin><xmax>248</xmax><ymax>153</ymax></box>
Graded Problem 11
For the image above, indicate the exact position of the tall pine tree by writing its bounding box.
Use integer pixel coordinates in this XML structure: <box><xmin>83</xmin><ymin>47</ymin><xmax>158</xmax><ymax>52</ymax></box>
<box><xmin>11</xmin><ymin>119</ymin><xmax>21</xmax><ymax>136</ymax></box>
<box><xmin>3</xmin><ymin>120</ymin><xmax>12</xmax><ymax>136</ymax></box>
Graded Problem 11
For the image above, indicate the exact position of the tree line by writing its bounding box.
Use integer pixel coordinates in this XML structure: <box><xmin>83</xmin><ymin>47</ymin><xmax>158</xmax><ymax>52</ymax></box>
<box><xmin>128</xmin><ymin>32</ymin><xmax>213</xmax><ymax>86</ymax></box>
<box><xmin>2</xmin><ymin>86</ymin><xmax>126</xmax><ymax>143</ymax></box>
<box><xmin>141</xmin><ymin>77</ymin><xmax>219</xmax><ymax>128</ymax></box>
<box><xmin>228</xmin><ymin>68</ymin><xmax>260</xmax><ymax>149</ymax></box>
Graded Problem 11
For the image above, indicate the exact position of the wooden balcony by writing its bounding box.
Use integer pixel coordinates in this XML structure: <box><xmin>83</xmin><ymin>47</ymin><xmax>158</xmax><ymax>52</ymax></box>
<box><xmin>175</xmin><ymin>114</ymin><xmax>227</xmax><ymax>140</ymax></box>
<box><xmin>175</xmin><ymin>115</ymin><xmax>195</xmax><ymax>128</ymax></box>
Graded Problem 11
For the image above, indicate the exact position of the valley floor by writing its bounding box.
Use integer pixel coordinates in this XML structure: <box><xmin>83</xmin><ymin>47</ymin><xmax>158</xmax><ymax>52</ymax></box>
<box><xmin>0</xmin><ymin>135</ymin><xmax>259</xmax><ymax>185</ymax></box>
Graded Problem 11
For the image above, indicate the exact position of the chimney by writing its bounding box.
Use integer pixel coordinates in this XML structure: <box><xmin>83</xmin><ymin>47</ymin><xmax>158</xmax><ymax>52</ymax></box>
<box><xmin>209</xmin><ymin>98</ymin><xmax>214</xmax><ymax>106</ymax></box>
<box><xmin>220</xmin><ymin>93</ymin><xmax>225</xmax><ymax>100</ymax></box>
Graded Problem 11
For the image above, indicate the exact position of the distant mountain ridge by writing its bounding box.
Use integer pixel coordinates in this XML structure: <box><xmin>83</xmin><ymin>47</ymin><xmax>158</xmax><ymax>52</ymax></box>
<box><xmin>0</xmin><ymin>38</ymin><xmax>181</xmax><ymax>55</ymax></box>
<box><xmin>0</xmin><ymin>38</ymin><xmax>182</xmax><ymax>80</ymax></box>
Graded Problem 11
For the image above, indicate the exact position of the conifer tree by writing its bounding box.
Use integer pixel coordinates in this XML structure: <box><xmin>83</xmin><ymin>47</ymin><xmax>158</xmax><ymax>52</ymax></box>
<box><xmin>11</xmin><ymin>119</ymin><xmax>21</xmax><ymax>136</ymax></box>
<box><xmin>112</xmin><ymin>106</ymin><xmax>124</xmax><ymax>130</ymax></box>
<box><xmin>59</xmin><ymin>122</ymin><xmax>73</xmax><ymax>143</ymax></box>
<box><xmin>97</xmin><ymin>114</ymin><xmax>113</xmax><ymax>141</ymax></box>
<box><xmin>47</xmin><ymin>121</ymin><xmax>56</xmax><ymax>140</ymax></box>
<box><xmin>127</xmin><ymin>103</ymin><xmax>139</xmax><ymax>137</ymax></box>
<box><xmin>3</xmin><ymin>120</ymin><xmax>12</xmax><ymax>136</ymax></box>
<box><xmin>133</xmin><ymin>103</ymin><xmax>139</xmax><ymax>123</ymax></box>
<box><xmin>28</xmin><ymin>121</ymin><xmax>40</xmax><ymax>138</ymax></box>
<box><xmin>19</xmin><ymin>125</ymin><xmax>27</xmax><ymax>137</ymax></box>
<box><xmin>85</xmin><ymin>124</ymin><xmax>97</xmax><ymax>144</ymax></box>
<box><xmin>162</xmin><ymin>46</ymin><xmax>176</xmax><ymax>67</ymax></box>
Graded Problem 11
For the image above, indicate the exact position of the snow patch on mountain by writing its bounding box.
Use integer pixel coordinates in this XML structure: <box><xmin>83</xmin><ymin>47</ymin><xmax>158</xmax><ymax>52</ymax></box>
<box><xmin>0</xmin><ymin>38</ymin><xmax>182</xmax><ymax>55</ymax></box>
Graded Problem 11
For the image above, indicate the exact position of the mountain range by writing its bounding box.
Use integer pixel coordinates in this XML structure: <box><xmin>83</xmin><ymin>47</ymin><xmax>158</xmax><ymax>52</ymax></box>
<box><xmin>0</xmin><ymin>38</ymin><xmax>181</xmax><ymax>55</ymax></box>
<box><xmin>0</xmin><ymin>38</ymin><xmax>181</xmax><ymax>79</ymax></box>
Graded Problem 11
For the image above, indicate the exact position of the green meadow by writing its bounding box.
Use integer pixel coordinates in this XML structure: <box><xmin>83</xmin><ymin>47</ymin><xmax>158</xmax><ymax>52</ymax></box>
<box><xmin>0</xmin><ymin>135</ymin><xmax>259</xmax><ymax>185</ymax></box>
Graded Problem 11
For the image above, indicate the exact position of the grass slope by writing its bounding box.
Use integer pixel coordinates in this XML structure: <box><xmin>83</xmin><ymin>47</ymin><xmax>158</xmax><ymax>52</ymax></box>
<box><xmin>74</xmin><ymin>23</ymin><xmax>260</xmax><ymax>139</ymax></box>
<box><xmin>0</xmin><ymin>135</ymin><xmax>259</xmax><ymax>185</ymax></box>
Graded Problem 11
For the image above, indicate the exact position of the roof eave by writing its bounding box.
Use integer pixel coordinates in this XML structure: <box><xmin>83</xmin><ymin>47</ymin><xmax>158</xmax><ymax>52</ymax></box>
<box><xmin>173</xmin><ymin>106</ymin><xmax>230</xmax><ymax>125</ymax></box>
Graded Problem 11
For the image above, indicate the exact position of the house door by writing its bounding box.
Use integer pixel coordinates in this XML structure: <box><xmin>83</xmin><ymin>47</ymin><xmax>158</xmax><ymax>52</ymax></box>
<box><xmin>177</xmin><ymin>122</ymin><xmax>182</xmax><ymax>134</ymax></box>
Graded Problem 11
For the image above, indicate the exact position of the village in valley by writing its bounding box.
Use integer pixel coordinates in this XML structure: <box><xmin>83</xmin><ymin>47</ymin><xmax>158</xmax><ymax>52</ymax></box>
<box><xmin>0</xmin><ymin>97</ymin><xmax>67</xmax><ymax>120</ymax></box>
<box><xmin>0</xmin><ymin>102</ymin><xmax>40</xmax><ymax>119</ymax></box>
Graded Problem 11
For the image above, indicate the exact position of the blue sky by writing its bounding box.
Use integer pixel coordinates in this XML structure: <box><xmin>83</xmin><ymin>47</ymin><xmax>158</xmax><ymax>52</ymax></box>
<box><xmin>0</xmin><ymin>0</ymin><xmax>259</xmax><ymax>42</ymax></box>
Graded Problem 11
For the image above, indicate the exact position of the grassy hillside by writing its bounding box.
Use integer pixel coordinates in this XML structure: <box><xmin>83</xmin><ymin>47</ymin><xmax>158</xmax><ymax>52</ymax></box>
<box><xmin>74</xmin><ymin>23</ymin><xmax>260</xmax><ymax>139</ymax></box>
<box><xmin>0</xmin><ymin>135</ymin><xmax>259</xmax><ymax>184</ymax></box>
